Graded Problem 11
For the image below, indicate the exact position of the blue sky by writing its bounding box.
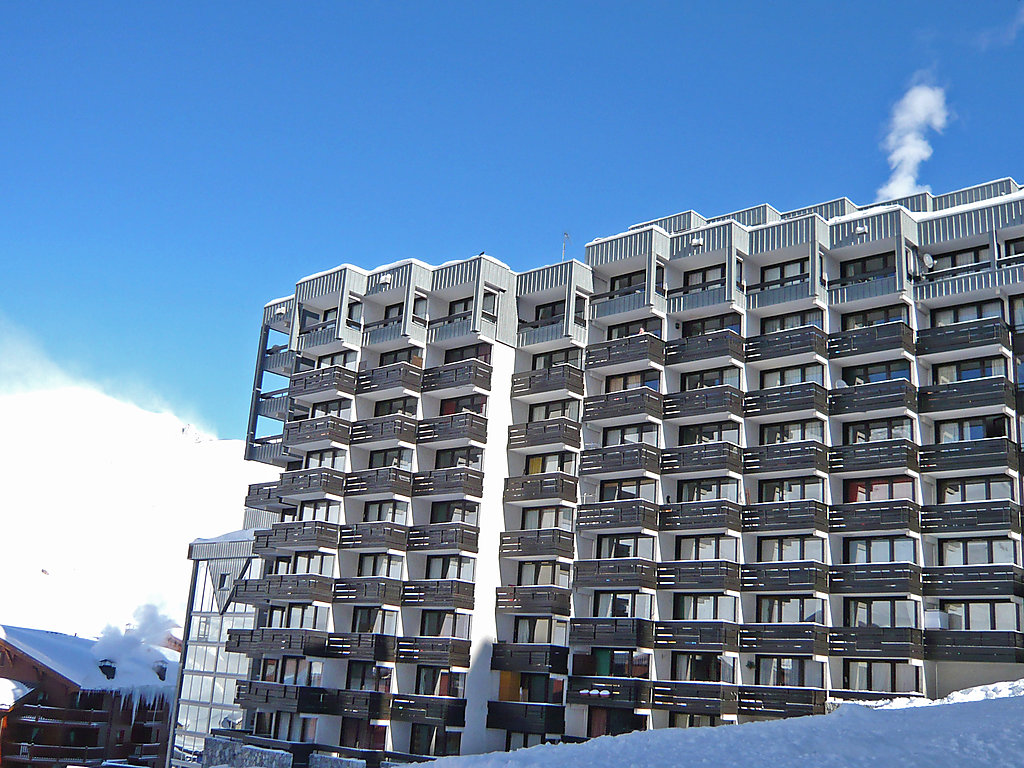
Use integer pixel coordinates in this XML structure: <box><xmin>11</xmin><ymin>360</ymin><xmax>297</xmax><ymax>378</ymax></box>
<box><xmin>2</xmin><ymin>1</ymin><xmax>1023</xmax><ymax>438</ymax></box>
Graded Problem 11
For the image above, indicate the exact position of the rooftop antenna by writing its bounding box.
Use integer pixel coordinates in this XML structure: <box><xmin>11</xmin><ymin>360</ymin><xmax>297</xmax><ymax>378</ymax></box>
<box><xmin>562</xmin><ymin>232</ymin><xmax>571</xmax><ymax>261</ymax></box>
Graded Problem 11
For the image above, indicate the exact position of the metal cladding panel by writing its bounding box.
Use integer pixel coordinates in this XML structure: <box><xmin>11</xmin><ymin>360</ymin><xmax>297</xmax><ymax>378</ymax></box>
<box><xmin>670</xmin><ymin>221</ymin><xmax>739</xmax><ymax>259</ymax></box>
<box><xmin>867</xmin><ymin>192</ymin><xmax>934</xmax><ymax>213</ymax></box>
<box><xmin>367</xmin><ymin>263</ymin><xmax>413</xmax><ymax>294</ymax></box>
<box><xmin>934</xmin><ymin>179</ymin><xmax>1019</xmax><ymax>210</ymax></box>
<box><xmin>919</xmin><ymin>198</ymin><xmax>1024</xmax><ymax>247</ymax></box>
<box><xmin>586</xmin><ymin>227</ymin><xmax>661</xmax><ymax>266</ymax></box>
<box><xmin>518</xmin><ymin>261</ymin><xmax>571</xmax><ymax>295</ymax></box>
<box><xmin>829</xmin><ymin>209</ymin><xmax>911</xmax><ymax>250</ymax></box>
<box><xmin>914</xmin><ymin>263</ymin><xmax>1024</xmax><ymax>301</ymax></box>
<box><xmin>783</xmin><ymin>198</ymin><xmax>855</xmax><ymax>221</ymax></box>
<box><xmin>749</xmin><ymin>215</ymin><xmax>827</xmax><ymax>254</ymax></box>
<box><xmin>708</xmin><ymin>203</ymin><xmax>781</xmax><ymax>228</ymax></box>
<box><xmin>262</xmin><ymin>297</ymin><xmax>295</xmax><ymax>327</ymax></box>
<box><xmin>431</xmin><ymin>258</ymin><xmax>480</xmax><ymax>291</ymax></box>
<box><xmin>297</xmin><ymin>266</ymin><xmax>350</xmax><ymax>302</ymax></box>
<box><xmin>629</xmin><ymin>210</ymin><xmax>707</xmax><ymax>235</ymax></box>
<box><xmin>188</xmin><ymin>538</ymin><xmax>254</xmax><ymax>561</ymax></box>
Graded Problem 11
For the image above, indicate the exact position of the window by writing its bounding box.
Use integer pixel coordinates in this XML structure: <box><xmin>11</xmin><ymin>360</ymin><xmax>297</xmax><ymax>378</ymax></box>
<box><xmin>603</xmin><ymin>423</ymin><xmax>658</xmax><ymax>446</ymax></box>
<box><xmin>532</xmin><ymin>347</ymin><xmax>581</xmax><ymax>370</ymax></box>
<box><xmin>417</xmin><ymin>666</ymin><xmax>466</xmax><ymax>697</ymax></box>
<box><xmin>521</xmin><ymin>505</ymin><xmax>573</xmax><ymax>530</ymax></box>
<box><xmin>938</xmin><ymin>475</ymin><xmax>1014</xmax><ymax>503</ymax></box>
<box><xmin>440</xmin><ymin>394</ymin><xmax>486</xmax><ymax>415</ymax></box>
<box><xmin>217</xmin><ymin>573</ymin><xmax>230</xmax><ymax>589</ymax></box>
<box><xmin>676</xmin><ymin>478</ymin><xmax>740</xmax><ymax>503</ymax></box>
<box><xmin>933</xmin><ymin>357</ymin><xmax>1005</xmax><ymax>384</ymax></box>
<box><xmin>761</xmin><ymin>419</ymin><xmax>823</xmax><ymax>445</ymax></box>
<box><xmin>346</xmin><ymin>301</ymin><xmax>363</xmax><ymax>329</ymax></box>
<box><xmin>761</xmin><ymin>309</ymin><xmax>822</xmax><ymax>334</ymax></box>
<box><xmin>526</xmin><ymin>451</ymin><xmax>575</xmax><ymax>475</ymax></box>
<box><xmin>671</xmin><ymin>653</ymin><xmax>734</xmax><ymax>683</ymax></box>
<box><xmin>608</xmin><ymin>317</ymin><xmax>662</xmax><ymax>339</ymax></box>
<box><xmin>379</xmin><ymin>347</ymin><xmax>416</xmax><ymax>366</ymax></box>
<box><xmin>435</xmin><ymin>447</ymin><xmax>482</xmax><ymax>470</ymax></box>
<box><xmin>839</xmin><ymin>251</ymin><xmax>895</xmax><ymax>280</ymax></box>
<box><xmin>844</xmin><ymin>476</ymin><xmax>915</xmax><ymax>503</ymax></box>
<box><xmin>374</xmin><ymin>396</ymin><xmax>417</xmax><ymax>417</ymax></box>
<box><xmin>358</xmin><ymin>553</ymin><xmax>403</xmax><ymax>579</ymax></box>
<box><xmin>842</xmin><ymin>359</ymin><xmax>911</xmax><ymax>386</ymax></box>
<box><xmin>426</xmin><ymin>555</ymin><xmax>475</xmax><ymax>581</ymax></box>
<box><xmin>606</xmin><ymin>370</ymin><xmax>660</xmax><ymax>392</ymax></box>
<box><xmin>760</xmin><ymin>363</ymin><xmax>823</xmax><ymax>388</ymax></box>
<box><xmin>352</xmin><ymin>607</ymin><xmax>398</xmax><ymax>635</ymax></box>
<box><xmin>311</xmin><ymin>398</ymin><xmax>347</xmax><ymax>418</ymax></box>
<box><xmin>444</xmin><ymin>343</ymin><xmax>491</xmax><ymax>364</ymax></box>
<box><xmin>845</xmin><ymin>537</ymin><xmax>916</xmax><ymax>564</ymax></box>
<box><xmin>756</xmin><ymin>657</ymin><xmax>823</xmax><ymax>687</ymax></box>
<box><xmin>498</xmin><ymin>671</ymin><xmax>563</xmax><ymax>704</ymax></box>
<box><xmin>410</xmin><ymin>724</ymin><xmax>460</xmax><ymax>757</ymax></box>
<box><xmin>935</xmin><ymin>415</ymin><xmax>1007</xmax><ymax>443</ymax></box>
<box><xmin>363</xmin><ymin>500</ymin><xmax>407</xmax><ymax>524</ymax></box>
<box><xmin>845</xmin><ymin>598</ymin><xmax>918</xmax><ymax>627</ymax></box>
<box><xmin>517</xmin><ymin>560</ymin><xmax>571</xmax><ymax>587</ymax></box>
<box><xmin>298</xmin><ymin>499</ymin><xmax>341</xmax><ymax>523</ymax></box>
<box><xmin>682</xmin><ymin>313</ymin><xmax>741</xmax><ymax>337</ymax></box>
<box><xmin>513</xmin><ymin>616</ymin><xmax>568</xmax><ymax>644</ymax></box>
<box><xmin>430</xmin><ymin>500</ymin><xmax>478</xmax><ymax>525</ymax></box>
<box><xmin>318</xmin><ymin>350</ymin><xmax>355</xmax><ymax>369</ymax></box>
<box><xmin>757</xmin><ymin>596</ymin><xmax>825</xmax><ymax>623</ymax></box>
<box><xmin>682</xmin><ymin>264</ymin><xmax>726</xmax><ymax>292</ymax></box>
<box><xmin>680</xmin><ymin>421</ymin><xmax>740</xmax><ymax>445</ymax></box>
<box><xmin>670</xmin><ymin>713</ymin><xmax>725</xmax><ymax>729</ymax></box>
<box><xmin>597</xmin><ymin>533</ymin><xmax>655</xmax><ymax>560</ymax></box>
<box><xmin>534</xmin><ymin>299</ymin><xmax>565</xmax><ymax>322</ymax></box>
<box><xmin>305</xmin><ymin>448</ymin><xmax>345</xmax><ymax>470</ymax></box>
<box><xmin>594</xmin><ymin>591</ymin><xmax>653</xmax><ymax>619</ymax></box>
<box><xmin>929</xmin><ymin>244</ymin><xmax>990</xmax><ymax>275</ymax></box>
<box><xmin>506</xmin><ymin>732</ymin><xmax>546</xmax><ymax>752</ymax></box>
<box><xmin>845</xmin><ymin>417</ymin><xmax>913</xmax><ymax>444</ymax></box>
<box><xmin>1005</xmin><ymin>237</ymin><xmax>1024</xmax><ymax>262</ymax></box>
<box><xmin>681</xmin><ymin>366</ymin><xmax>739</xmax><ymax>391</ymax></box>
<box><xmin>481</xmin><ymin>291</ymin><xmax>498</xmax><ymax>321</ymax></box>
<box><xmin>675</xmin><ymin>535</ymin><xmax>738</xmax><ymax>561</ymax></box>
<box><xmin>845</xmin><ymin>660</ymin><xmax>919</xmax><ymax>693</ymax></box>
<box><xmin>601</xmin><ymin>478</ymin><xmax>657</xmax><ymax>501</ymax></box>
<box><xmin>759</xmin><ymin>478</ymin><xmax>823</xmax><ymax>502</ymax></box>
<box><xmin>420</xmin><ymin>610</ymin><xmax>471</xmax><ymax>639</ymax></box>
<box><xmin>841</xmin><ymin>305</ymin><xmax>907</xmax><ymax>330</ymax></box>
<box><xmin>384</xmin><ymin>302</ymin><xmax>404</xmax><ymax>320</ymax></box>
<box><xmin>368</xmin><ymin>447</ymin><xmax>411</xmax><ymax>469</ymax></box>
<box><xmin>673</xmin><ymin>594</ymin><xmax>736</xmax><ymax>621</ymax></box>
<box><xmin>609</xmin><ymin>270</ymin><xmax>646</xmax><ymax>292</ymax></box>
<box><xmin>529</xmin><ymin>399</ymin><xmax>579</xmax><ymax>422</ymax></box>
<box><xmin>346</xmin><ymin>662</ymin><xmax>391</xmax><ymax>693</ymax></box>
<box><xmin>574</xmin><ymin>295</ymin><xmax>587</xmax><ymax>324</ymax></box>
<box><xmin>942</xmin><ymin>601</ymin><xmax>1020</xmax><ymax>630</ymax></box>
<box><xmin>758</xmin><ymin>536</ymin><xmax>825</xmax><ymax>562</ymax></box>
<box><xmin>412</xmin><ymin>294</ymin><xmax>428</xmax><ymax>324</ymax></box>
<box><xmin>584</xmin><ymin>648</ymin><xmax>650</xmax><ymax>678</ymax></box>
<box><xmin>940</xmin><ymin>538</ymin><xmax>1017</xmax><ymax>566</ymax></box>
<box><xmin>448</xmin><ymin>297</ymin><xmax>473</xmax><ymax>315</ymax></box>
<box><xmin>931</xmin><ymin>300</ymin><xmax>1003</xmax><ymax>327</ymax></box>
<box><xmin>759</xmin><ymin>258</ymin><xmax>809</xmax><ymax>289</ymax></box>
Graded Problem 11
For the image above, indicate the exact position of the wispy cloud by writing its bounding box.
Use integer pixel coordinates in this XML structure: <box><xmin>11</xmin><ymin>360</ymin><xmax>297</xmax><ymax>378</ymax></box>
<box><xmin>977</xmin><ymin>5</ymin><xmax>1024</xmax><ymax>50</ymax></box>
<box><xmin>876</xmin><ymin>82</ymin><xmax>949</xmax><ymax>201</ymax></box>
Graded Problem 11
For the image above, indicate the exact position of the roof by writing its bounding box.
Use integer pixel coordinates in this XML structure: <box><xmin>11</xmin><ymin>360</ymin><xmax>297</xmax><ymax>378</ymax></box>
<box><xmin>191</xmin><ymin>527</ymin><xmax>256</xmax><ymax>545</ymax></box>
<box><xmin>0</xmin><ymin>678</ymin><xmax>34</xmax><ymax>710</ymax></box>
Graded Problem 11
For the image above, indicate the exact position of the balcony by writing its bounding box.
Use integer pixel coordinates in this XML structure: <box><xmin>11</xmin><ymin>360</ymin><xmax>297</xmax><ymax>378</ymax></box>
<box><xmin>349</xmin><ymin>413</ymin><xmax>417</xmax><ymax>446</ymax></box>
<box><xmin>246</xmin><ymin>436</ymin><xmax>290</xmax><ymax>467</ymax></box>
<box><xmin>829</xmin><ymin>563</ymin><xmax>922</xmax><ymax>594</ymax></box>
<box><xmin>337</xmin><ymin>522</ymin><xmax>409</xmax><ymax>551</ymax></box>
<box><xmin>486</xmin><ymin>701</ymin><xmax>565</xmax><ymax>734</ymax></box>
<box><xmin>235</xmin><ymin>680</ymin><xmax>392</xmax><ymax>718</ymax></box>
<box><xmin>226</xmin><ymin>628</ymin><xmax>331</xmax><ymax>657</ymax></box>
<box><xmin>665</xmin><ymin>330</ymin><xmax>745</xmax><ymax>368</ymax></box>
<box><xmin>744</xmin><ymin>441</ymin><xmax>828</xmax><ymax>474</ymax></box>
<box><xmin>741</xmin><ymin>562</ymin><xmax>829</xmax><ymax>592</ymax></box>
<box><xmin>422</xmin><ymin>358</ymin><xmax>492</xmax><ymax>392</ymax></box>
<box><xmin>737</xmin><ymin>685</ymin><xmax>827</xmax><ymax>718</ymax></box>
<box><xmin>925</xmin><ymin>630</ymin><xmax>1024</xmax><ymax>663</ymax></box>
<box><xmin>661</xmin><ymin>443</ymin><xmax>743</xmax><ymax>476</ymax></box>
<box><xmin>916</xmin><ymin>317</ymin><xmax>1011</xmax><ymax>357</ymax></box>
<box><xmin>402</xmin><ymin>580</ymin><xmax>476</xmax><ymax>609</ymax></box>
<box><xmin>508</xmin><ymin>418</ymin><xmax>581</xmax><ymax>451</ymax></box>
<box><xmin>585</xmin><ymin>334</ymin><xmax>665</xmax><ymax>372</ymax></box>
<box><xmin>245</xmin><ymin>481</ymin><xmax>282</xmax><ymax>510</ymax></box>
<box><xmin>650</xmin><ymin>681</ymin><xmax>738</xmax><ymax>716</ymax></box>
<box><xmin>590</xmin><ymin>285</ymin><xmax>652</xmax><ymax>321</ymax></box>
<box><xmin>256</xmin><ymin>388</ymin><xmax>290</xmax><ymax>420</ymax></box>
<box><xmin>745</xmin><ymin>326</ymin><xmax>828</xmax><ymax>363</ymax></box>
<box><xmin>742</xmin><ymin>500</ymin><xmax>828</xmax><ymax>533</ymax></box>
<box><xmin>406</xmin><ymin>522</ymin><xmax>479</xmax><ymax>553</ymax></box>
<box><xmin>828</xmin><ymin>272</ymin><xmax>899</xmax><ymax>304</ymax></box>
<box><xmin>389</xmin><ymin>694</ymin><xmax>467</xmax><ymax>727</ymax></box>
<box><xmin>746</xmin><ymin>278</ymin><xmax>816</xmax><ymax>311</ymax></box>
<box><xmin>574</xmin><ymin>559</ymin><xmax>657</xmax><ymax>590</ymax></box>
<box><xmin>282</xmin><ymin>416</ymin><xmax>351</xmax><ymax>451</ymax></box>
<box><xmin>503</xmin><ymin>472</ymin><xmax>578</xmax><ymax>505</ymax></box>
<box><xmin>417</xmin><ymin>413</ymin><xmax>488</xmax><ymax>445</ymax></box>
<box><xmin>740</xmin><ymin>624</ymin><xmax>829</xmax><ymax>655</ymax></box>
<box><xmin>667</xmin><ymin>285</ymin><xmax>735</xmax><ymax>314</ymax></box>
<box><xmin>361</xmin><ymin>317</ymin><xmax>403</xmax><ymax>348</ymax></box>
<box><xmin>744</xmin><ymin>383</ymin><xmax>828</xmax><ymax>418</ymax></box>
<box><xmin>583</xmin><ymin>389</ymin><xmax>663</xmax><ymax>423</ymax></box>
<box><xmin>828</xmin><ymin>322</ymin><xmax>915</xmax><ymax>360</ymax></box>
<box><xmin>829</xmin><ymin>500</ymin><xmax>921</xmax><ymax>534</ymax></box>
<box><xmin>566</xmin><ymin>676</ymin><xmax>652</xmax><ymax>708</ymax></box>
<box><xmin>829</xmin><ymin>627</ymin><xmax>924</xmax><ymax>658</ymax></box>
<box><xmin>288</xmin><ymin>366</ymin><xmax>357</xmax><ymax>407</ymax></box>
<box><xmin>499</xmin><ymin>529</ymin><xmax>574</xmax><ymax>559</ymax></box>
<box><xmin>279</xmin><ymin>467</ymin><xmax>347</xmax><ymax>500</ymax></box>
<box><xmin>657</xmin><ymin>560</ymin><xmax>741</xmax><ymax>591</ymax></box>
<box><xmin>922</xmin><ymin>565</ymin><xmax>1024</xmax><ymax>597</ymax></box>
<box><xmin>919</xmin><ymin>438</ymin><xmax>1019</xmax><ymax>473</ymax></box>
<box><xmin>495</xmin><ymin>586</ymin><xmax>572</xmax><ymax>615</ymax></box>
<box><xmin>663</xmin><ymin>385</ymin><xmax>743</xmax><ymax>421</ymax></box>
<box><xmin>829</xmin><ymin>440</ymin><xmax>919</xmax><ymax>474</ymax></box>
<box><xmin>919</xmin><ymin>377</ymin><xmax>1016</xmax><ymax>414</ymax></box>
<box><xmin>344</xmin><ymin>467</ymin><xmax>413</xmax><ymax>498</ymax></box>
<box><xmin>320</xmin><ymin>632</ymin><xmax>399</xmax><ymax>661</ymax></box>
<box><xmin>253</xmin><ymin>521</ymin><xmax>342</xmax><ymax>554</ymax></box>
<box><xmin>427</xmin><ymin>310</ymin><xmax>475</xmax><ymax>345</ymax></box>
<box><xmin>654</xmin><ymin>621</ymin><xmax>740</xmax><ymax>651</ymax></box>
<box><xmin>491</xmin><ymin>643</ymin><xmax>570</xmax><ymax>674</ymax></box>
<box><xmin>355</xmin><ymin>361</ymin><xmax>422</xmax><ymax>396</ymax></box>
<box><xmin>264</xmin><ymin>347</ymin><xmax>296</xmax><ymax>376</ymax></box>
<box><xmin>518</xmin><ymin>316</ymin><xmax>569</xmax><ymax>348</ymax></box>
<box><xmin>577</xmin><ymin>500</ymin><xmax>659</xmax><ymax>531</ymax></box>
<box><xmin>660</xmin><ymin>500</ymin><xmax>743</xmax><ymax>532</ymax></box>
<box><xmin>580</xmin><ymin>443</ymin><xmax>662</xmax><ymax>477</ymax></box>
<box><xmin>830</xmin><ymin>379</ymin><xmax>917</xmax><ymax>416</ymax></box>
<box><xmin>511</xmin><ymin>364</ymin><xmax>585</xmax><ymax>400</ymax></box>
<box><xmin>233</xmin><ymin>574</ymin><xmax>336</xmax><ymax>606</ymax></box>
<box><xmin>569</xmin><ymin>618</ymin><xmax>654</xmax><ymax>647</ymax></box>
<box><xmin>335</xmin><ymin>577</ymin><xmax>403</xmax><ymax>605</ymax></box>
<box><xmin>396</xmin><ymin>636</ymin><xmax>471</xmax><ymax>667</ymax></box>
<box><xmin>413</xmin><ymin>468</ymin><xmax>484</xmax><ymax>498</ymax></box>
<box><xmin>920</xmin><ymin>501</ymin><xmax>1021</xmax><ymax>534</ymax></box>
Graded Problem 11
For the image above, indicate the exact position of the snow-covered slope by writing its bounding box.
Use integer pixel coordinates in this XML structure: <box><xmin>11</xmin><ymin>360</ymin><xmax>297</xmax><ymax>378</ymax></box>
<box><xmin>436</xmin><ymin>681</ymin><xmax>1024</xmax><ymax>768</ymax></box>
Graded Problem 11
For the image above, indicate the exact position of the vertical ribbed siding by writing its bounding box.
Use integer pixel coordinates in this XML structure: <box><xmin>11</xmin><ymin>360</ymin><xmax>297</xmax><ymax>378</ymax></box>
<box><xmin>432</xmin><ymin>257</ymin><xmax>480</xmax><ymax>291</ymax></box>
<box><xmin>934</xmin><ymin>179</ymin><xmax>1019</xmax><ymax>210</ymax></box>
<box><xmin>865</xmin><ymin>192</ymin><xmax>933</xmax><ymax>213</ymax></box>
<box><xmin>586</xmin><ymin>228</ymin><xmax>658</xmax><ymax>266</ymax></box>
<box><xmin>918</xmin><ymin>198</ymin><xmax>1024</xmax><ymax>247</ymax></box>
<box><xmin>296</xmin><ymin>266</ymin><xmax>349</xmax><ymax>301</ymax></box>
<box><xmin>782</xmin><ymin>198</ymin><xmax>855</xmax><ymax>221</ymax></box>
<box><xmin>829</xmin><ymin>209</ymin><xmax>907</xmax><ymax>250</ymax></box>
<box><xmin>262</xmin><ymin>297</ymin><xmax>294</xmax><ymax>327</ymax></box>
<box><xmin>670</xmin><ymin>222</ymin><xmax>736</xmax><ymax>259</ymax></box>
<box><xmin>748</xmin><ymin>215</ymin><xmax>827</xmax><ymax>254</ymax></box>
<box><xmin>517</xmin><ymin>262</ymin><xmax>573</xmax><ymax>295</ymax></box>
<box><xmin>367</xmin><ymin>263</ymin><xmax>412</xmax><ymax>294</ymax></box>
<box><xmin>628</xmin><ymin>210</ymin><xmax>707</xmax><ymax>234</ymax></box>
<box><xmin>708</xmin><ymin>203</ymin><xmax>781</xmax><ymax>228</ymax></box>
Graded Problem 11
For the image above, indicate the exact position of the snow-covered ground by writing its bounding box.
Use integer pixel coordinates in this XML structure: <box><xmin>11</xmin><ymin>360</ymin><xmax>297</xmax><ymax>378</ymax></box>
<box><xmin>435</xmin><ymin>681</ymin><xmax>1024</xmax><ymax>768</ymax></box>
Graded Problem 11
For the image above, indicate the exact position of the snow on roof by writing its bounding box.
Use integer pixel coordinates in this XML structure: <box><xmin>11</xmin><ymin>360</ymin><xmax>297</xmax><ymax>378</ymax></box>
<box><xmin>0</xmin><ymin>678</ymin><xmax>34</xmax><ymax>710</ymax></box>
<box><xmin>191</xmin><ymin>527</ymin><xmax>256</xmax><ymax>545</ymax></box>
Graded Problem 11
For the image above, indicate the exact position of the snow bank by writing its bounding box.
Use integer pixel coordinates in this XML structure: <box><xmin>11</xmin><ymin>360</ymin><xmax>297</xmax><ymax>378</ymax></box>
<box><xmin>0</xmin><ymin>678</ymin><xmax>33</xmax><ymax>709</ymax></box>
<box><xmin>863</xmin><ymin>677</ymin><xmax>1024</xmax><ymax>709</ymax></box>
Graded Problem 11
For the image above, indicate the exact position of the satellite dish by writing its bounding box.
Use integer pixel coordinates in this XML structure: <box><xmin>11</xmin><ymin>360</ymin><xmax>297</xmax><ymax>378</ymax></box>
<box><xmin>922</xmin><ymin>253</ymin><xmax>935</xmax><ymax>270</ymax></box>
<box><xmin>836</xmin><ymin>380</ymin><xmax>849</xmax><ymax>389</ymax></box>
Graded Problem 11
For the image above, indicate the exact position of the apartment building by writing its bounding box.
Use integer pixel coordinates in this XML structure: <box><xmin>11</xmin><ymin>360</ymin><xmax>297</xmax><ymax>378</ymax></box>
<box><xmin>219</xmin><ymin>176</ymin><xmax>1024</xmax><ymax>763</ymax></box>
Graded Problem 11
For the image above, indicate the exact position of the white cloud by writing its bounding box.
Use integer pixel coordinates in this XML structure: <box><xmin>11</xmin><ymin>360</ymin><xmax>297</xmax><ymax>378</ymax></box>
<box><xmin>876</xmin><ymin>82</ymin><xmax>949</xmax><ymax>201</ymax></box>
<box><xmin>0</xmin><ymin>319</ymin><xmax>277</xmax><ymax>637</ymax></box>
<box><xmin>977</xmin><ymin>6</ymin><xmax>1024</xmax><ymax>49</ymax></box>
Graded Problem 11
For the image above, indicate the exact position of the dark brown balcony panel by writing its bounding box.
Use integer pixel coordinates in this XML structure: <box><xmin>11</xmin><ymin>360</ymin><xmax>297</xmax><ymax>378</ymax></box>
<box><xmin>337</xmin><ymin>522</ymin><xmax>409</xmax><ymax>551</ymax></box>
<box><xmin>499</xmin><ymin>528</ymin><xmax>574</xmax><ymax>559</ymax></box>
<box><xmin>580</xmin><ymin>444</ymin><xmax>661</xmax><ymax>476</ymax></box>
<box><xmin>417</xmin><ymin>412</ymin><xmax>488</xmax><ymax>444</ymax></box>
<box><xmin>744</xmin><ymin>441</ymin><xmax>828</xmax><ymax>474</ymax></box>
<box><xmin>254</xmin><ymin>521</ymin><xmax>342</xmax><ymax>554</ymax></box>
<box><xmin>919</xmin><ymin>438</ymin><xmax>1019</xmax><ymax>473</ymax></box>
<box><xmin>829</xmin><ymin>500</ymin><xmax>921</xmax><ymax>533</ymax></box>
<box><xmin>585</xmin><ymin>334</ymin><xmax>665</xmax><ymax>370</ymax></box>
<box><xmin>740</xmin><ymin>624</ymin><xmax>828</xmax><ymax>655</ymax></box>
<box><xmin>413</xmin><ymin>468</ymin><xmax>484</xmax><ymax>498</ymax></box>
<box><xmin>577</xmin><ymin>500</ymin><xmax>659</xmax><ymax>531</ymax></box>
<box><xmin>396</xmin><ymin>637</ymin><xmax>471</xmax><ymax>667</ymax></box>
<box><xmin>657</xmin><ymin>560</ymin><xmax>741</xmax><ymax>591</ymax></box>
<box><xmin>282</xmin><ymin>416</ymin><xmax>352</xmax><ymax>450</ymax></box>
<box><xmin>574</xmin><ymin>558</ymin><xmax>657</xmax><ymax>590</ymax></box>
<box><xmin>225</xmin><ymin>627</ymin><xmax>330</xmax><ymax>657</ymax></box>
<box><xmin>741</xmin><ymin>562</ymin><xmax>829</xmax><ymax>592</ymax></box>
<box><xmin>650</xmin><ymin>681</ymin><xmax>738</xmax><ymax>716</ymax></box>
<box><xmin>745</xmin><ymin>326</ymin><xmax>828</xmax><ymax>362</ymax></box>
<box><xmin>334</xmin><ymin>577</ymin><xmax>403</xmax><ymax>605</ymax></box>
<box><xmin>511</xmin><ymin>364</ymin><xmax>585</xmax><ymax>399</ymax></box>
<box><xmin>828</xmin><ymin>322</ymin><xmax>915</xmax><ymax>359</ymax></box>
<box><xmin>486</xmin><ymin>701</ymin><xmax>565</xmax><ymax>734</ymax></box>
<box><xmin>917</xmin><ymin>317</ymin><xmax>1011</xmax><ymax>356</ymax></box>
<box><xmin>660</xmin><ymin>501</ymin><xmax>743</xmax><ymax>532</ymax></box>
<box><xmin>320</xmin><ymin>632</ymin><xmax>398</xmax><ymax>662</ymax></box>
<box><xmin>654</xmin><ymin>621</ymin><xmax>739</xmax><ymax>652</ymax></box>
<box><xmin>233</xmin><ymin>574</ymin><xmax>335</xmax><ymax>606</ymax></box>
<box><xmin>744</xmin><ymin>383</ymin><xmax>828</xmax><ymax>418</ymax></box>
<box><xmin>583</xmin><ymin>389</ymin><xmax>663</xmax><ymax>422</ymax></box>
<box><xmin>830</xmin><ymin>563</ymin><xmax>922</xmax><ymax>594</ymax></box>
<box><xmin>661</xmin><ymin>443</ymin><xmax>743</xmax><ymax>475</ymax></box>
<box><xmin>421</xmin><ymin>359</ymin><xmax>492</xmax><ymax>392</ymax></box>
<box><xmin>490</xmin><ymin>643</ymin><xmax>570</xmax><ymax>674</ymax></box>
<box><xmin>344</xmin><ymin>467</ymin><xmax>414</xmax><ymax>497</ymax></box>
<box><xmin>245</xmin><ymin>481</ymin><xmax>282</xmax><ymax>510</ymax></box>
<box><xmin>829</xmin><ymin>627</ymin><xmax>923</xmax><ymax>658</ymax></box>
<box><xmin>829</xmin><ymin>440</ymin><xmax>919</xmax><ymax>474</ymax></box>
<box><xmin>920</xmin><ymin>501</ymin><xmax>1021</xmax><ymax>534</ymax></box>
<box><xmin>737</xmin><ymin>685</ymin><xmax>826</xmax><ymax>718</ymax></box>
<box><xmin>742</xmin><ymin>500</ymin><xmax>828</xmax><ymax>533</ymax></box>
<box><xmin>496</xmin><ymin>586</ymin><xmax>572</xmax><ymax>615</ymax></box>
<box><xmin>280</xmin><ymin>467</ymin><xmax>347</xmax><ymax>498</ymax></box>
<box><xmin>663</xmin><ymin>385</ymin><xmax>743</xmax><ymax>420</ymax></box>
<box><xmin>923</xmin><ymin>565</ymin><xmax>1024</xmax><ymax>597</ymax></box>
<box><xmin>925</xmin><ymin>630</ymin><xmax>1024</xmax><ymax>663</ymax></box>
<box><xmin>508</xmin><ymin>418</ymin><xmax>581</xmax><ymax>450</ymax></box>
<box><xmin>919</xmin><ymin>377</ymin><xmax>1016</xmax><ymax>413</ymax></box>
<box><xmin>566</xmin><ymin>676</ymin><xmax>652</xmax><ymax>708</ymax></box>
<box><xmin>503</xmin><ymin>472</ymin><xmax>578</xmax><ymax>504</ymax></box>
<box><xmin>407</xmin><ymin>522</ymin><xmax>479</xmax><ymax>553</ymax></box>
<box><xmin>665</xmin><ymin>330</ymin><xmax>745</xmax><ymax>366</ymax></box>
<box><xmin>402</xmin><ymin>580</ymin><xmax>476</xmax><ymax>609</ymax></box>
<box><xmin>235</xmin><ymin>681</ymin><xmax>392</xmax><ymax>718</ymax></box>
<box><xmin>390</xmin><ymin>694</ymin><xmax>466</xmax><ymax>727</ymax></box>
<box><xmin>289</xmin><ymin>365</ymin><xmax>357</xmax><ymax>401</ymax></box>
<box><xmin>349</xmin><ymin>413</ymin><xmax>418</xmax><ymax>445</ymax></box>
<box><xmin>356</xmin><ymin>361</ymin><xmax>422</xmax><ymax>395</ymax></box>
<box><xmin>569</xmin><ymin>618</ymin><xmax>654</xmax><ymax>648</ymax></box>
<box><xmin>829</xmin><ymin>379</ymin><xmax>917</xmax><ymax>416</ymax></box>
<box><xmin>3</xmin><ymin>745</ymin><xmax>107</xmax><ymax>763</ymax></box>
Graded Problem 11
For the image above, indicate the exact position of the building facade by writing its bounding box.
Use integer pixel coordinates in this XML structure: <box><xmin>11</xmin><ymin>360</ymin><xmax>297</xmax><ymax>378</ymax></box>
<box><xmin>221</xmin><ymin>177</ymin><xmax>1024</xmax><ymax>761</ymax></box>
